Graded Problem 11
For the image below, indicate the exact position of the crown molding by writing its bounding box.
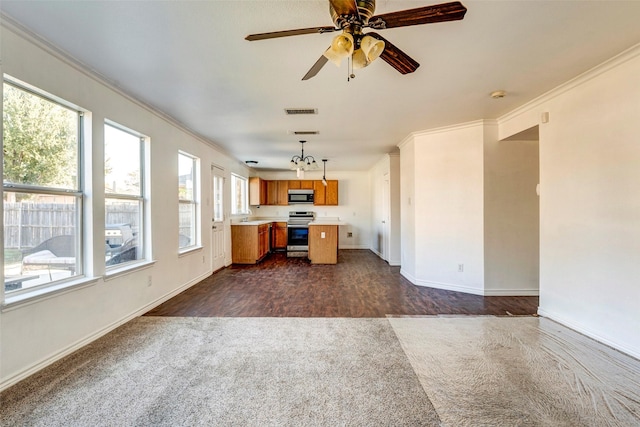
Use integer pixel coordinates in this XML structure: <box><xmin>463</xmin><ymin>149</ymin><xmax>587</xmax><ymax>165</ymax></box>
<box><xmin>498</xmin><ymin>42</ymin><xmax>640</xmax><ymax>124</ymax></box>
<box><xmin>398</xmin><ymin>119</ymin><xmax>498</xmax><ymax>149</ymax></box>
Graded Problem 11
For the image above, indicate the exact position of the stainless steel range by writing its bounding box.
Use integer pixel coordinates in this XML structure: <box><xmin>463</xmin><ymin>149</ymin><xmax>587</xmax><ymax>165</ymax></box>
<box><xmin>287</xmin><ymin>211</ymin><xmax>315</xmax><ymax>257</ymax></box>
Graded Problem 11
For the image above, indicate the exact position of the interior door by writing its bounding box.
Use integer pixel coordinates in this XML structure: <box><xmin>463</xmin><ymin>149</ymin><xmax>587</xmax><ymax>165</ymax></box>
<box><xmin>211</xmin><ymin>165</ymin><xmax>225</xmax><ymax>272</ymax></box>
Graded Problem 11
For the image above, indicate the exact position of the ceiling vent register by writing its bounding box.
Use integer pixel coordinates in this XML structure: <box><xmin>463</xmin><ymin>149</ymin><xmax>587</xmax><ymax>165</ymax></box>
<box><xmin>284</xmin><ymin>108</ymin><xmax>318</xmax><ymax>115</ymax></box>
<box><xmin>289</xmin><ymin>130</ymin><xmax>320</xmax><ymax>135</ymax></box>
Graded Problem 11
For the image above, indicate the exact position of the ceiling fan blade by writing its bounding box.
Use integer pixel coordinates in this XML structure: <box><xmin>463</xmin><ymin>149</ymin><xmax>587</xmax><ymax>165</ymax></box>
<box><xmin>245</xmin><ymin>26</ymin><xmax>338</xmax><ymax>41</ymax></box>
<box><xmin>329</xmin><ymin>0</ymin><xmax>360</xmax><ymax>18</ymax></box>
<box><xmin>369</xmin><ymin>1</ymin><xmax>467</xmax><ymax>29</ymax></box>
<box><xmin>302</xmin><ymin>55</ymin><xmax>329</xmax><ymax>81</ymax></box>
<box><xmin>368</xmin><ymin>33</ymin><xmax>419</xmax><ymax>75</ymax></box>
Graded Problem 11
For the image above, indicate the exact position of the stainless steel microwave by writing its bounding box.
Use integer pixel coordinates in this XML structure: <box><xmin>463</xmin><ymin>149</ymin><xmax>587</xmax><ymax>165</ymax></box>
<box><xmin>288</xmin><ymin>189</ymin><xmax>314</xmax><ymax>205</ymax></box>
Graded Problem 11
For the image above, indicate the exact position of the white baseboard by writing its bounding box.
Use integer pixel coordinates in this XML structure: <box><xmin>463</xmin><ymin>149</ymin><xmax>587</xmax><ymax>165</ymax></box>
<box><xmin>537</xmin><ymin>308</ymin><xmax>640</xmax><ymax>360</ymax></box>
<box><xmin>339</xmin><ymin>244</ymin><xmax>370</xmax><ymax>250</ymax></box>
<box><xmin>370</xmin><ymin>248</ymin><xmax>383</xmax><ymax>258</ymax></box>
<box><xmin>388</xmin><ymin>258</ymin><xmax>401</xmax><ymax>267</ymax></box>
<box><xmin>400</xmin><ymin>270</ymin><xmax>538</xmax><ymax>296</ymax></box>
<box><xmin>367</xmin><ymin>248</ymin><xmax>400</xmax><ymax>266</ymax></box>
<box><xmin>400</xmin><ymin>270</ymin><xmax>484</xmax><ymax>296</ymax></box>
<box><xmin>484</xmin><ymin>288</ymin><xmax>539</xmax><ymax>296</ymax></box>
<box><xmin>0</xmin><ymin>271</ymin><xmax>211</xmax><ymax>392</ymax></box>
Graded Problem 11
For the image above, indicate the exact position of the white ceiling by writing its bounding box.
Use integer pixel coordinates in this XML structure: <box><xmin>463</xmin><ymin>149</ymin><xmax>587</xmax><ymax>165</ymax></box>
<box><xmin>2</xmin><ymin>1</ymin><xmax>640</xmax><ymax>171</ymax></box>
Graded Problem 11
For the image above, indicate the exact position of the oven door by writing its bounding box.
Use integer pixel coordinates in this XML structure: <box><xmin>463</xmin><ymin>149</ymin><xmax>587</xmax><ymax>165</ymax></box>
<box><xmin>287</xmin><ymin>225</ymin><xmax>309</xmax><ymax>250</ymax></box>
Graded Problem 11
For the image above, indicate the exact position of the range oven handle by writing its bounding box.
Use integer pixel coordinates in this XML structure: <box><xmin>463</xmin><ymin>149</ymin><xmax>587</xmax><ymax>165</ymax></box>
<box><xmin>287</xmin><ymin>224</ymin><xmax>310</xmax><ymax>228</ymax></box>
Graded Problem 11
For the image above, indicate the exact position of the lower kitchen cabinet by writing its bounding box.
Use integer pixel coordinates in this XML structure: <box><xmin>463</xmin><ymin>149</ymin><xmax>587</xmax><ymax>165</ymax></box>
<box><xmin>231</xmin><ymin>223</ymin><xmax>270</xmax><ymax>264</ymax></box>
<box><xmin>272</xmin><ymin>222</ymin><xmax>288</xmax><ymax>251</ymax></box>
<box><xmin>308</xmin><ymin>224</ymin><xmax>338</xmax><ymax>264</ymax></box>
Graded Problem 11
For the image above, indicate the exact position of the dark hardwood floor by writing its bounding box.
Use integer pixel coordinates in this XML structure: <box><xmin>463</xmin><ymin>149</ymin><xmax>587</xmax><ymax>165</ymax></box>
<box><xmin>146</xmin><ymin>250</ymin><xmax>538</xmax><ymax>317</ymax></box>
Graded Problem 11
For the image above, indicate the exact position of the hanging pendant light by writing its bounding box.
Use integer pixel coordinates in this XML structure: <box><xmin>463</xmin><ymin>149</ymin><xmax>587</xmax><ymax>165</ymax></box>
<box><xmin>322</xmin><ymin>159</ymin><xmax>328</xmax><ymax>186</ymax></box>
<box><xmin>289</xmin><ymin>141</ymin><xmax>320</xmax><ymax>175</ymax></box>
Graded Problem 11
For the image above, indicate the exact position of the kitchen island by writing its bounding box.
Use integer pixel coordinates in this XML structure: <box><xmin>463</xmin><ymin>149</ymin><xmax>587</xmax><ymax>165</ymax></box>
<box><xmin>308</xmin><ymin>220</ymin><xmax>345</xmax><ymax>264</ymax></box>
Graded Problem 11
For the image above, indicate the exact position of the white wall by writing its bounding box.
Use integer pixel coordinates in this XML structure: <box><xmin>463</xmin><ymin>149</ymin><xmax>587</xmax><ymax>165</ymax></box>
<box><xmin>399</xmin><ymin>138</ymin><xmax>416</xmax><ymax>280</ymax></box>
<box><xmin>499</xmin><ymin>46</ymin><xmax>640</xmax><ymax>357</ymax></box>
<box><xmin>400</xmin><ymin>122</ymin><xmax>486</xmax><ymax>295</ymax></box>
<box><xmin>388</xmin><ymin>153</ymin><xmax>401</xmax><ymax>266</ymax></box>
<box><xmin>484</xmin><ymin>127</ymin><xmax>540</xmax><ymax>296</ymax></box>
<box><xmin>0</xmin><ymin>22</ymin><xmax>250</xmax><ymax>389</ymax></box>
<box><xmin>248</xmin><ymin>170</ymin><xmax>371</xmax><ymax>249</ymax></box>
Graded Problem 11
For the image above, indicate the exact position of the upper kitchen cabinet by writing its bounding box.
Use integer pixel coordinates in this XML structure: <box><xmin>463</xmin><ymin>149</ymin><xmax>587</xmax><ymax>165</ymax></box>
<box><xmin>289</xmin><ymin>180</ymin><xmax>314</xmax><ymax>190</ymax></box>
<box><xmin>314</xmin><ymin>180</ymin><xmax>338</xmax><ymax>206</ymax></box>
<box><xmin>249</xmin><ymin>177</ymin><xmax>267</xmax><ymax>206</ymax></box>
<box><xmin>267</xmin><ymin>180</ymin><xmax>289</xmax><ymax>205</ymax></box>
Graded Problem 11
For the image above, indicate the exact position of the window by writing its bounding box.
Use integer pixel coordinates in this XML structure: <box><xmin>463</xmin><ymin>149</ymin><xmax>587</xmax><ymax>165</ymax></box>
<box><xmin>231</xmin><ymin>174</ymin><xmax>248</xmax><ymax>215</ymax></box>
<box><xmin>104</xmin><ymin>122</ymin><xmax>146</xmax><ymax>268</ymax></box>
<box><xmin>3</xmin><ymin>79</ymin><xmax>83</xmax><ymax>294</ymax></box>
<box><xmin>178</xmin><ymin>152</ymin><xmax>198</xmax><ymax>250</ymax></box>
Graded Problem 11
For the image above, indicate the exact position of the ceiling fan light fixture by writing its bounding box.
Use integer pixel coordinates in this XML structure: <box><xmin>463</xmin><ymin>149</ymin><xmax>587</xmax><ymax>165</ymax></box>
<box><xmin>352</xmin><ymin>48</ymin><xmax>368</xmax><ymax>69</ymax></box>
<box><xmin>324</xmin><ymin>32</ymin><xmax>355</xmax><ymax>66</ymax></box>
<box><xmin>352</xmin><ymin>35</ymin><xmax>384</xmax><ymax>69</ymax></box>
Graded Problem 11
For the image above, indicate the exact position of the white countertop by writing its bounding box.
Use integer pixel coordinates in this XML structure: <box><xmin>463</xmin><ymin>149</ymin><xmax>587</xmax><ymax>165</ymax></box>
<box><xmin>308</xmin><ymin>221</ymin><xmax>347</xmax><ymax>226</ymax></box>
<box><xmin>231</xmin><ymin>220</ymin><xmax>274</xmax><ymax>226</ymax></box>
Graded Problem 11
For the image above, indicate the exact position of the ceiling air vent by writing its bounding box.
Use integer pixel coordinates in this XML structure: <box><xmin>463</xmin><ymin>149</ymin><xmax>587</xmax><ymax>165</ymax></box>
<box><xmin>289</xmin><ymin>130</ymin><xmax>320</xmax><ymax>135</ymax></box>
<box><xmin>284</xmin><ymin>108</ymin><xmax>318</xmax><ymax>115</ymax></box>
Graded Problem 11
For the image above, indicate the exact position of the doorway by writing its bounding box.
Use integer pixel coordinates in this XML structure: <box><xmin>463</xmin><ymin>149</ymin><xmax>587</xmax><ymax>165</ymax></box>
<box><xmin>211</xmin><ymin>165</ymin><xmax>225</xmax><ymax>272</ymax></box>
<box><xmin>485</xmin><ymin>127</ymin><xmax>540</xmax><ymax>295</ymax></box>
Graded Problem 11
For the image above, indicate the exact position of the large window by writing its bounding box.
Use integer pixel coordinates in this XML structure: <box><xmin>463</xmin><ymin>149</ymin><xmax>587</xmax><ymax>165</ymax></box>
<box><xmin>3</xmin><ymin>79</ymin><xmax>83</xmax><ymax>294</ymax></box>
<box><xmin>178</xmin><ymin>152</ymin><xmax>198</xmax><ymax>251</ymax></box>
<box><xmin>231</xmin><ymin>174</ymin><xmax>248</xmax><ymax>215</ymax></box>
<box><xmin>104</xmin><ymin>122</ymin><xmax>146</xmax><ymax>268</ymax></box>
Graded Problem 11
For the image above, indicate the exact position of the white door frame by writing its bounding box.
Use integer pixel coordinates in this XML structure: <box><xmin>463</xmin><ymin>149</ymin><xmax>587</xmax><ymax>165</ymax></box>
<box><xmin>211</xmin><ymin>164</ymin><xmax>225</xmax><ymax>272</ymax></box>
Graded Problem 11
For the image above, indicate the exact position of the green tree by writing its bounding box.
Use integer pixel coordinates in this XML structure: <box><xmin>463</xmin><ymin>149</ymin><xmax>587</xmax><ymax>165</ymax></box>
<box><xmin>2</xmin><ymin>83</ymin><xmax>77</xmax><ymax>189</ymax></box>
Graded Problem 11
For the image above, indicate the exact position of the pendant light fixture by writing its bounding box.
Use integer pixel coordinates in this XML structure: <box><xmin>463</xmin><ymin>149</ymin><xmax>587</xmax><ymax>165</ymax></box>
<box><xmin>289</xmin><ymin>140</ymin><xmax>319</xmax><ymax>178</ymax></box>
<box><xmin>322</xmin><ymin>159</ymin><xmax>328</xmax><ymax>186</ymax></box>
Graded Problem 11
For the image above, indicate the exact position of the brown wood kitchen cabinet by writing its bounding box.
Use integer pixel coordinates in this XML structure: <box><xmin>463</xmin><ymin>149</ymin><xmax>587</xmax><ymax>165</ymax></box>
<box><xmin>231</xmin><ymin>223</ymin><xmax>270</xmax><ymax>264</ymax></box>
<box><xmin>289</xmin><ymin>180</ymin><xmax>314</xmax><ymax>190</ymax></box>
<box><xmin>313</xmin><ymin>180</ymin><xmax>338</xmax><ymax>205</ymax></box>
<box><xmin>271</xmin><ymin>222</ymin><xmax>287</xmax><ymax>251</ymax></box>
<box><xmin>254</xmin><ymin>179</ymin><xmax>338</xmax><ymax>206</ymax></box>
<box><xmin>249</xmin><ymin>177</ymin><xmax>267</xmax><ymax>206</ymax></box>
<box><xmin>308</xmin><ymin>224</ymin><xmax>338</xmax><ymax>264</ymax></box>
<box><xmin>267</xmin><ymin>180</ymin><xmax>289</xmax><ymax>205</ymax></box>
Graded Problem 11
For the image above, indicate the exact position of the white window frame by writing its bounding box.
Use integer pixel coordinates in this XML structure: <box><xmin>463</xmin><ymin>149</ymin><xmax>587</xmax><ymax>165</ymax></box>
<box><xmin>178</xmin><ymin>151</ymin><xmax>199</xmax><ymax>252</ymax></box>
<box><xmin>231</xmin><ymin>173</ymin><xmax>249</xmax><ymax>216</ymax></box>
<box><xmin>104</xmin><ymin>121</ymin><xmax>147</xmax><ymax>270</ymax></box>
<box><xmin>2</xmin><ymin>76</ymin><xmax>85</xmax><ymax>298</ymax></box>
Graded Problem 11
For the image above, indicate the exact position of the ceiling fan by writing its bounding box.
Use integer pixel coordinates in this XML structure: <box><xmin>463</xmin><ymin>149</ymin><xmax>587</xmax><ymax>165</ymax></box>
<box><xmin>245</xmin><ymin>0</ymin><xmax>467</xmax><ymax>80</ymax></box>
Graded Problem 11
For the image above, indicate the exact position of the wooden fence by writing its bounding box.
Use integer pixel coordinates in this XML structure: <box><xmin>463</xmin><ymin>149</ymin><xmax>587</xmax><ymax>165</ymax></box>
<box><xmin>4</xmin><ymin>202</ymin><xmax>139</xmax><ymax>250</ymax></box>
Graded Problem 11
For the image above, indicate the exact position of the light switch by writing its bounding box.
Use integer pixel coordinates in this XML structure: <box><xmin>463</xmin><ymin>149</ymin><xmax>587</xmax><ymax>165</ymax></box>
<box><xmin>321</xmin><ymin>232</ymin><xmax>326</xmax><ymax>239</ymax></box>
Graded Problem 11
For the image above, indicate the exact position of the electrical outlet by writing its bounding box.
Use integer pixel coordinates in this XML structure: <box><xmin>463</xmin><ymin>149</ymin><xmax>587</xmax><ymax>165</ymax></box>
<box><xmin>347</xmin><ymin>232</ymin><xmax>353</xmax><ymax>238</ymax></box>
<box><xmin>458</xmin><ymin>264</ymin><xmax>464</xmax><ymax>272</ymax></box>
<box><xmin>147</xmin><ymin>275</ymin><xmax>152</xmax><ymax>287</ymax></box>
<box><xmin>321</xmin><ymin>232</ymin><xmax>326</xmax><ymax>239</ymax></box>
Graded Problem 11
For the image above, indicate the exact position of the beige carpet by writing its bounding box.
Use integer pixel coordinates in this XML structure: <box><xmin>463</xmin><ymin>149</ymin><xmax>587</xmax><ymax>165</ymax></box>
<box><xmin>389</xmin><ymin>316</ymin><xmax>640</xmax><ymax>427</ymax></box>
<box><xmin>0</xmin><ymin>317</ymin><xmax>440</xmax><ymax>426</ymax></box>
<box><xmin>3</xmin><ymin>316</ymin><xmax>640</xmax><ymax>426</ymax></box>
